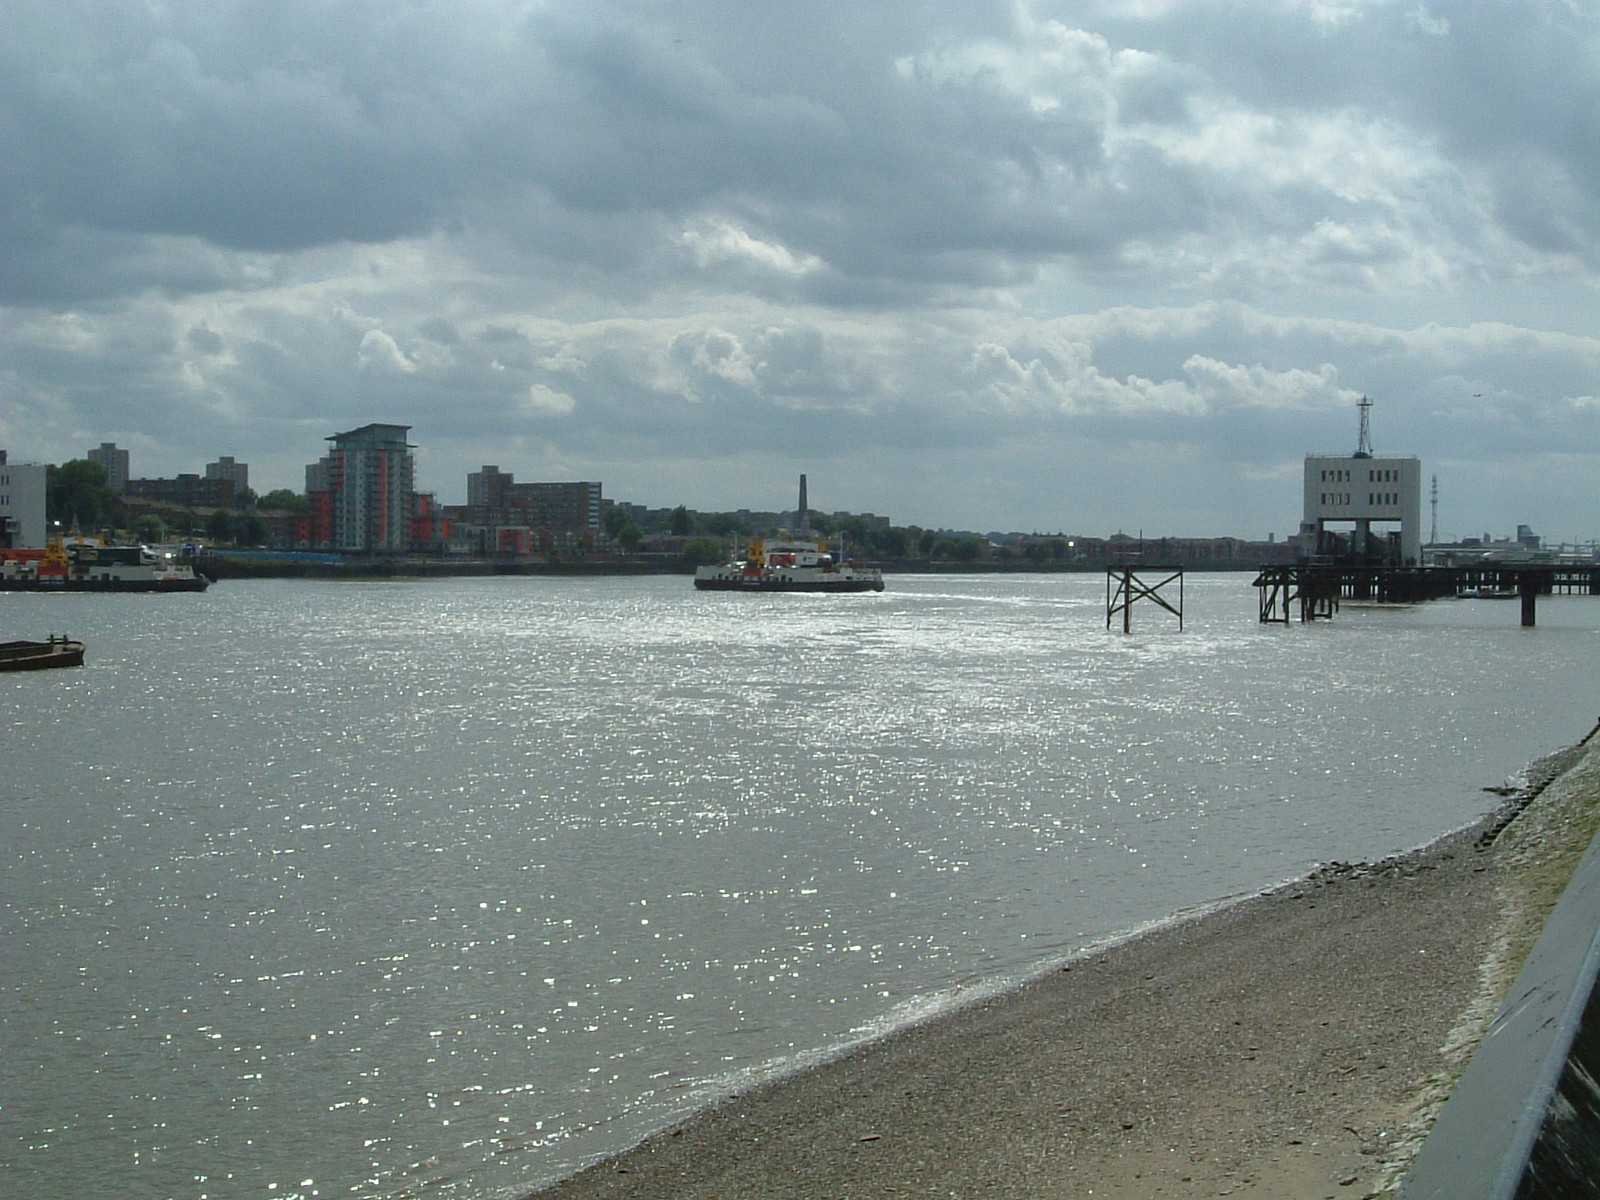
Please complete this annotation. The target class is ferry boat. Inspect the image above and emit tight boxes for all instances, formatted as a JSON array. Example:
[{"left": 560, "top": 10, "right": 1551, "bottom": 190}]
[
  {"left": 693, "top": 476, "right": 885, "bottom": 594},
  {"left": 0, "top": 537, "right": 210, "bottom": 592},
  {"left": 694, "top": 533, "right": 885, "bottom": 593}
]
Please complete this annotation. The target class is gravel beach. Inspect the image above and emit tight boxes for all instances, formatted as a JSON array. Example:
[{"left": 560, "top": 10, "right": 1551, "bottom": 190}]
[{"left": 530, "top": 733, "right": 1600, "bottom": 1200}]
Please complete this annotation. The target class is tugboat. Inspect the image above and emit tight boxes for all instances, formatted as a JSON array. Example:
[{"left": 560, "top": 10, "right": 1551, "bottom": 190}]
[
  {"left": 0, "top": 536, "right": 210, "bottom": 592},
  {"left": 693, "top": 475, "right": 885, "bottom": 593}
]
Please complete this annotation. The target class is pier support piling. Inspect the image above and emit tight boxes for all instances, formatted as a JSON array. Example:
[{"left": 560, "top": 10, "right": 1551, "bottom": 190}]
[
  {"left": 1253, "top": 564, "right": 1597, "bottom": 625},
  {"left": 1107, "top": 566, "right": 1184, "bottom": 632}
]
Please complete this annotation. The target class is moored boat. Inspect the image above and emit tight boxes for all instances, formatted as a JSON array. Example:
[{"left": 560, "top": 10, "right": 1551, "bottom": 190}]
[
  {"left": 694, "top": 475, "right": 885, "bottom": 593},
  {"left": 694, "top": 534, "right": 885, "bottom": 593},
  {"left": 0, "top": 635, "right": 86, "bottom": 671},
  {"left": 0, "top": 537, "right": 209, "bottom": 592}
]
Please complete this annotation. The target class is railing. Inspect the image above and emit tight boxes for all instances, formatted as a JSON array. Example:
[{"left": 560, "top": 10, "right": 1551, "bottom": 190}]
[{"left": 1399, "top": 807, "right": 1600, "bottom": 1198}]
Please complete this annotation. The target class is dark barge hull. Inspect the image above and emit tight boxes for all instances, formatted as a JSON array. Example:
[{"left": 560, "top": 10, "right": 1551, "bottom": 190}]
[{"left": 0, "top": 639, "right": 86, "bottom": 671}]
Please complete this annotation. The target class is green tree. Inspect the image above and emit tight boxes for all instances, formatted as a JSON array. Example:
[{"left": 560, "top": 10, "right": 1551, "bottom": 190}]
[
  {"left": 235, "top": 512, "right": 266, "bottom": 547},
  {"left": 259, "top": 488, "right": 307, "bottom": 513},
  {"left": 870, "top": 526, "right": 909, "bottom": 558},
  {"left": 205, "top": 508, "right": 236, "bottom": 544},
  {"left": 46, "top": 459, "right": 118, "bottom": 531},
  {"left": 616, "top": 522, "right": 642, "bottom": 552},
  {"left": 832, "top": 515, "right": 867, "bottom": 541},
  {"left": 683, "top": 536, "right": 724, "bottom": 565},
  {"left": 951, "top": 537, "right": 985, "bottom": 562},
  {"left": 670, "top": 505, "right": 693, "bottom": 536},
  {"left": 133, "top": 514, "right": 167, "bottom": 544}
]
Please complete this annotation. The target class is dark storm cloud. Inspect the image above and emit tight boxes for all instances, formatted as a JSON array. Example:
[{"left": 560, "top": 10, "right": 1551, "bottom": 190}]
[
  {"left": 19, "top": 0, "right": 1580, "bottom": 303},
  {"left": 0, "top": 2, "right": 472, "bottom": 251}
]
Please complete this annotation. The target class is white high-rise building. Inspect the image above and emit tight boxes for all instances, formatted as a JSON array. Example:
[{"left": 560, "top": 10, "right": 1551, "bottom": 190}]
[
  {"left": 321, "top": 424, "right": 414, "bottom": 554},
  {"left": 0, "top": 451, "right": 49, "bottom": 548}
]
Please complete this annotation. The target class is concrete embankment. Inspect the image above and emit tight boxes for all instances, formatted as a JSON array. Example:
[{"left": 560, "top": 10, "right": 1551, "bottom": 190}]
[{"left": 1400, "top": 727, "right": 1600, "bottom": 1198}]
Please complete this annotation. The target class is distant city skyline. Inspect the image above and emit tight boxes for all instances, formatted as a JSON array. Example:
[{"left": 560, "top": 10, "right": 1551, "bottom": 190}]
[
  {"left": 8, "top": 428, "right": 1580, "bottom": 548},
  {"left": 3, "top": 4, "right": 1597, "bottom": 542}
]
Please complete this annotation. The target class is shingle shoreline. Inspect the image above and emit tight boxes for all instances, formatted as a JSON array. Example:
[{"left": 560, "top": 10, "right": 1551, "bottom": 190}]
[{"left": 529, "top": 731, "right": 1600, "bottom": 1200}]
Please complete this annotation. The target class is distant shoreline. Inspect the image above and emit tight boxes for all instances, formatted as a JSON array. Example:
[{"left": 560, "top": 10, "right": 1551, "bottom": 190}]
[{"left": 196, "top": 553, "right": 1266, "bottom": 581}]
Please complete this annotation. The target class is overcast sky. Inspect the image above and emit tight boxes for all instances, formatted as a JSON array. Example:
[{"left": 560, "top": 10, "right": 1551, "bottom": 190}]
[{"left": 3, "top": 1, "right": 1597, "bottom": 540}]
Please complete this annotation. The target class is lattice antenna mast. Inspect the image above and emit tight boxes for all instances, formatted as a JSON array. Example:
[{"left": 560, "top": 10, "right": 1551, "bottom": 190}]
[
  {"left": 1430, "top": 475, "right": 1439, "bottom": 545},
  {"left": 1355, "top": 395, "right": 1373, "bottom": 458}
]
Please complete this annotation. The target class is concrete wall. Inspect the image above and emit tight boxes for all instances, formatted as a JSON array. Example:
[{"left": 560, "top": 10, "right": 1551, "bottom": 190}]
[
  {"left": 0, "top": 458, "right": 48, "bottom": 548},
  {"left": 1303, "top": 454, "right": 1422, "bottom": 563}
]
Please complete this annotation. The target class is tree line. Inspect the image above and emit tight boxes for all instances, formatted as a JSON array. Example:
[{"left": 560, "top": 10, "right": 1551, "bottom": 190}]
[{"left": 617, "top": 503, "right": 988, "bottom": 565}]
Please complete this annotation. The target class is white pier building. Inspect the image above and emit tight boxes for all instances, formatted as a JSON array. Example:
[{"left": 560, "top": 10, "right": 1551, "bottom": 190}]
[{"left": 1297, "top": 397, "right": 1423, "bottom": 565}]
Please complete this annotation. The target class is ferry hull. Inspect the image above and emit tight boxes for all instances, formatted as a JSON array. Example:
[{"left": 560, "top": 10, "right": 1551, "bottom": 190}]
[
  {"left": 694, "top": 573, "right": 884, "bottom": 593},
  {"left": 0, "top": 576, "right": 209, "bottom": 593},
  {"left": 1, "top": 538, "right": 210, "bottom": 592}
]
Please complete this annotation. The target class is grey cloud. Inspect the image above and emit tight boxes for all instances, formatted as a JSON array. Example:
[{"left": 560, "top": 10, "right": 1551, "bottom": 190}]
[
  {"left": 186, "top": 325, "right": 225, "bottom": 355},
  {"left": 3, "top": 1, "right": 1599, "bottom": 538},
  {"left": 2, "top": 7, "right": 466, "bottom": 252},
  {"left": 417, "top": 318, "right": 461, "bottom": 345},
  {"left": 7, "top": 0, "right": 1595, "bottom": 307}
]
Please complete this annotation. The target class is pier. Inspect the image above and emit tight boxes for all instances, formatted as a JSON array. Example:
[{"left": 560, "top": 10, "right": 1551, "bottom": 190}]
[{"left": 1253, "top": 564, "right": 1600, "bottom": 626}]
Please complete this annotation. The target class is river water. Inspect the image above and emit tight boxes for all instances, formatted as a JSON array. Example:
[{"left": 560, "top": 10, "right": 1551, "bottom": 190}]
[{"left": 3, "top": 573, "right": 1597, "bottom": 1200}]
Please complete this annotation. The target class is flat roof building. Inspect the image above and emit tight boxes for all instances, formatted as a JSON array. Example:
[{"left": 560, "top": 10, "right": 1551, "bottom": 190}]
[
  {"left": 87, "top": 442, "right": 130, "bottom": 493},
  {"left": 1298, "top": 398, "right": 1422, "bottom": 565},
  {"left": 467, "top": 467, "right": 602, "bottom": 533},
  {"left": 0, "top": 451, "right": 48, "bottom": 548},
  {"left": 126, "top": 474, "right": 238, "bottom": 509},
  {"left": 313, "top": 424, "right": 415, "bottom": 554},
  {"left": 206, "top": 456, "right": 249, "bottom": 493}
]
